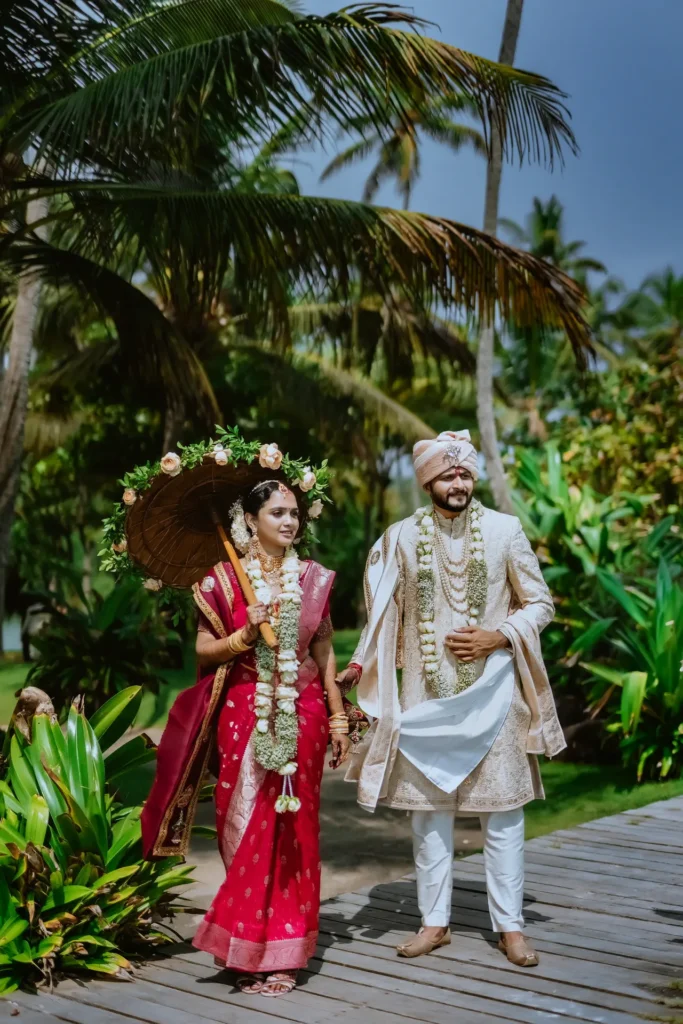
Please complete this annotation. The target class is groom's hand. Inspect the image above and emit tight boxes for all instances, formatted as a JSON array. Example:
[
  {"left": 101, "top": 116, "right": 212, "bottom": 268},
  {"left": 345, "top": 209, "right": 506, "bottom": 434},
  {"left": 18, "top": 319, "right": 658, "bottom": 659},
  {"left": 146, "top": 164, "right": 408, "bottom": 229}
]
[
  {"left": 445, "top": 627, "right": 509, "bottom": 662},
  {"left": 336, "top": 665, "right": 361, "bottom": 694}
]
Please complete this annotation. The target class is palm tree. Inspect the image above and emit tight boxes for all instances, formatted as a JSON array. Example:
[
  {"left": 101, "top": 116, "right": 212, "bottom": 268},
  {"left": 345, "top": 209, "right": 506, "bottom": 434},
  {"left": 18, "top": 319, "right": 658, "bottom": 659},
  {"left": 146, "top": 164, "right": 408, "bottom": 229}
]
[
  {"left": 500, "top": 196, "right": 607, "bottom": 282},
  {"left": 498, "top": 194, "right": 608, "bottom": 430},
  {"left": 477, "top": 0, "right": 526, "bottom": 515},
  {"left": 0, "top": 0, "right": 589, "bottom": 643},
  {"left": 616, "top": 268, "right": 683, "bottom": 356},
  {"left": 321, "top": 93, "right": 487, "bottom": 209}
]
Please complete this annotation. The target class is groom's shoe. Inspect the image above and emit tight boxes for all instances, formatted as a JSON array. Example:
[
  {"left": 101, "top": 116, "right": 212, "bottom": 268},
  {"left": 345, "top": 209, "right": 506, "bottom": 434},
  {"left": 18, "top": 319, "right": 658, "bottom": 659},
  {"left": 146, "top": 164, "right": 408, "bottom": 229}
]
[
  {"left": 396, "top": 927, "right": 451, "bottom": 958},
  {"left": 498, "top": 931, "right": 539, "bottom": 967}
]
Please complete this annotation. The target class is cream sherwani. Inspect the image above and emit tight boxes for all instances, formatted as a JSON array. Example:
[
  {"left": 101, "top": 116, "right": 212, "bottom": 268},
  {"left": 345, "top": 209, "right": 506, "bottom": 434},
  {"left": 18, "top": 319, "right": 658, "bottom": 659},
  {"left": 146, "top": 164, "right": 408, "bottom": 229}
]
[
  {"left": 346, "top": 504, "right": 566, "bottom": 932},
  {"left": 346, "top": 505, "right": 565, "bottom": 812}
]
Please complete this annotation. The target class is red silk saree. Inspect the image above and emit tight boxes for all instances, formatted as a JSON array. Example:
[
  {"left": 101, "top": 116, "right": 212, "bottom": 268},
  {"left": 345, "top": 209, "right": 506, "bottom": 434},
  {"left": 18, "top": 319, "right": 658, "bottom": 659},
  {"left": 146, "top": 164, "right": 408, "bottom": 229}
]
[{"left": 141, "top": 559, "right": 335, "bottom": 972}]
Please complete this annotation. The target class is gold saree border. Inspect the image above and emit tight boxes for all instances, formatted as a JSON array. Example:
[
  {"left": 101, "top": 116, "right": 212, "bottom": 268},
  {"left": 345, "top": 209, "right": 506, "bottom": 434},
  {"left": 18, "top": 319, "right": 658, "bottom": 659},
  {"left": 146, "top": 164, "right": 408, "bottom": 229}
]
[
  {"left": 192, "top": 582, "right": 228, "bottom": 639},
  {"left": 152, "top": 661, "right": 230, "bottom": 858}
]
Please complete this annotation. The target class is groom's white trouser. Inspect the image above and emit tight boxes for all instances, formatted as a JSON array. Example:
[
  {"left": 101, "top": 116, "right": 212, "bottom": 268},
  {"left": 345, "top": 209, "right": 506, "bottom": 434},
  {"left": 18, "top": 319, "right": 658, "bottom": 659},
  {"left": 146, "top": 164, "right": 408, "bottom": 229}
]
[{"left": 412, "top": 809, "right": 525, "bottom": 932}]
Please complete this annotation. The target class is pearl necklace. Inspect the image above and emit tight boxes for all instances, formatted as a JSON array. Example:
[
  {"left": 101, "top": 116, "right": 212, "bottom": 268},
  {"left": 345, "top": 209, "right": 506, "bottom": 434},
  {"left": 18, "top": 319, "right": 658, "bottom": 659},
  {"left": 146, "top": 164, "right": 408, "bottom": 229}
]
[{"left": 415, "top": 501, "right": 488, "bottom": 697}]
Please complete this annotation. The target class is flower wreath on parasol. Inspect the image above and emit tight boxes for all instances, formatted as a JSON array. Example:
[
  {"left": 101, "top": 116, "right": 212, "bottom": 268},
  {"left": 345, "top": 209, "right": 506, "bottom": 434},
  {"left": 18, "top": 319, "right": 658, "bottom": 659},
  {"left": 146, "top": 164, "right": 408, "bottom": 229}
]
[{"left": 100, "top": 425, "right": 330, "bottom": 645}]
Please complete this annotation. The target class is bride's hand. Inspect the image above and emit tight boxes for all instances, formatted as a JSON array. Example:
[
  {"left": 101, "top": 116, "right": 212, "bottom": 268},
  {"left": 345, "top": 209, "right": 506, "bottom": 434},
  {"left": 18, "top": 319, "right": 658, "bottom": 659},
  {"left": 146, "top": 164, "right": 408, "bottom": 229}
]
[
  {"left": 330, "top": 734, "right": 351, "bottom": 769},
  {"left": 244, "top": 602, "right": 269, "bottom": 643}
]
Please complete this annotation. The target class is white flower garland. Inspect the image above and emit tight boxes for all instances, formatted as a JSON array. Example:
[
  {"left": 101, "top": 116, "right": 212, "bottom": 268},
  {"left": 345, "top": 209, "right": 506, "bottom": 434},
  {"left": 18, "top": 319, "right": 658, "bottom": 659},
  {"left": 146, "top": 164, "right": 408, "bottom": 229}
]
[
  {"left": 416, "top": 501, "right": 487, "bottom": 698},
  {"left": 245, "top": 547, "right": 303, "bottom": 812}
]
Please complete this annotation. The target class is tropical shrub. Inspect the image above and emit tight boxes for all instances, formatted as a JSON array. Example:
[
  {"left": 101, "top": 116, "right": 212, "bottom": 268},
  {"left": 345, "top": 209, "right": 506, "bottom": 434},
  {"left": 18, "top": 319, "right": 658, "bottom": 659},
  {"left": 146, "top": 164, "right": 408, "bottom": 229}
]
[
  {"left": 26, "top": 580, "right": 181, "bottom": 714},
  {"left": 581, "top": 562, "right": 683, "bottom": 781},
  {"left": 0, "top": 686, "right": 193, "bottom": 994}
]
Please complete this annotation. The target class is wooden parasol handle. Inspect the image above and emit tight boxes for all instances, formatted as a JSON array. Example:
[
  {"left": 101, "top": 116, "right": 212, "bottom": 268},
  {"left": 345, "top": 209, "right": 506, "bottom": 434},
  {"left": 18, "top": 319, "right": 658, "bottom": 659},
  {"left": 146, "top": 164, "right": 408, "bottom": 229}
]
[{"left": 212, "top": 519, "right": 278, "bottom": 650}]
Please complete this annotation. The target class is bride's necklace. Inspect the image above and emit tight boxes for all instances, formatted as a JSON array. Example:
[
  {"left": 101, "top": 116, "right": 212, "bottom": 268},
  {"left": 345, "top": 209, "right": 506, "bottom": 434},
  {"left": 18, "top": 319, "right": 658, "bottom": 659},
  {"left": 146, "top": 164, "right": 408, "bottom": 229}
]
[{"left": 245, "top": 542, "right": 303, "bottom": 813}]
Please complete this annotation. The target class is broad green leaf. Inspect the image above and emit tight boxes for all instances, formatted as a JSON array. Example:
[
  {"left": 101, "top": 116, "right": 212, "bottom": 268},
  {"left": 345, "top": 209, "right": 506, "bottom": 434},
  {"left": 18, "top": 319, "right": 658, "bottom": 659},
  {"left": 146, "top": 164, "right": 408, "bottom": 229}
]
[
  {"left": 191, "top": 825, "right": 217, "bottom": 839},
  {"left": 620, "top": 671, "right": 647, "bottom": 733},
  {"left": 0, "top": 782, "right": 25, "bottom": 817},
  {"left": 25, "top": 796, "right": 49, "bottom": 847},
  {"left": 567, "top": 618, "right": 615, "bottom": 657},
  {"left": 580, "top": 661, "right": 626, "bottom": 686},
  {"left": 90, "top": 687, "right": 143, "bottom": 752},
  {"left": 0, "top": 918, "right": 29, "bottom": 946},
  {"left": 105, "top": 734, "right": 156, "bottom": 782},
  {"left": 8, "top": 736, "right": 37, "bottom": 815},
  {"left": 32, "top": 713, "right": 67, "bottom": 779},
  {"left": 93, "top": 864, "right": 140, "bottom": 890},
  {"left": 596, "top": 569, "right": 649, "bottom": 627},
  {"left": 42, "top": 884, "right": 93, "bottom": 911},
  {"left": 66, "top": 702, "right": 90, "bottom": 814}
]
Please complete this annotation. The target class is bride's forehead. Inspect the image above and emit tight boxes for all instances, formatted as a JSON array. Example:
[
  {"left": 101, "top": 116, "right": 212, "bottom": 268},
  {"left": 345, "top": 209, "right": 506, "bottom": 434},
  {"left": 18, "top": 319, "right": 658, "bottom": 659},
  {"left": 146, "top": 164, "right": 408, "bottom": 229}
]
[{"left": 262, "top": 488, "right": 298, "bottom": 509}]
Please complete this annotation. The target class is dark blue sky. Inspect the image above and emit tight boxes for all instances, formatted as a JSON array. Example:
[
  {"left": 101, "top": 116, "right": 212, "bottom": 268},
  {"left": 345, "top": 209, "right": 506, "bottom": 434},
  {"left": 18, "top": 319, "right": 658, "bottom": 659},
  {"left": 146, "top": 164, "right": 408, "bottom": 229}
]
[{"left": 296, "top": 0, "right": 682, "bottom": 289}]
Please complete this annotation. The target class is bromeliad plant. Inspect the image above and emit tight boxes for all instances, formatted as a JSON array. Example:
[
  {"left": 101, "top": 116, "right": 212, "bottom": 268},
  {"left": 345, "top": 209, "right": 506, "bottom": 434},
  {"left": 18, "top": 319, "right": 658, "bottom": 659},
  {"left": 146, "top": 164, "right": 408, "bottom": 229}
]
[
  {"left": 0, "top": 686, "right": 193, "bottom": 994},
  {"left": 581, "top": 561, "right": 683, "bottom": 781}
]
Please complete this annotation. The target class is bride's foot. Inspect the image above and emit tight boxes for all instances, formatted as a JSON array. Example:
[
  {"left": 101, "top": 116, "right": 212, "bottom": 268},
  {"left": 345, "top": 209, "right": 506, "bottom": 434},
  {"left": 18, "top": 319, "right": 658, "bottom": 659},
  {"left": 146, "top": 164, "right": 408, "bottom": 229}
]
[
  {"left": 235, "top": 973, "right": 266, "bottom": 993},
  {"left": 260, "top": 970, "right": 297, "bottom": 997}
]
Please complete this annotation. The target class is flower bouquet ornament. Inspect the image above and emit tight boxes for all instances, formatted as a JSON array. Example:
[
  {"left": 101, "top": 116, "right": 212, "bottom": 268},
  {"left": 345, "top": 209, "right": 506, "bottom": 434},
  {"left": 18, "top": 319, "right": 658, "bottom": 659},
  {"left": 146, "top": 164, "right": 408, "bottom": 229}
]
[{"left": 100, "top": 425, "right": 331, "bottom": 644}]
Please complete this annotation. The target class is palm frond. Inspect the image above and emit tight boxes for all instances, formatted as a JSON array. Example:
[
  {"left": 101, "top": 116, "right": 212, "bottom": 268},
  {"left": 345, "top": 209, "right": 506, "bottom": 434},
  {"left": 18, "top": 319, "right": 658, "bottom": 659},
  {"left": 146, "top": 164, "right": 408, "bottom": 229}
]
[
  {"left": 2, "top": 237, "right": 220, "bottom": 420},
  {"left": 320, "top": 138, "right": 379, "bottom": 182},
  {"left": 8, "top": 3, "right": 576, "bottom": 173},
  {"left": 6, "top": 185, "right": 592, "bottom": 360},
  {"left": 301, "top": 354, "right": 436, "bottom": 442}
]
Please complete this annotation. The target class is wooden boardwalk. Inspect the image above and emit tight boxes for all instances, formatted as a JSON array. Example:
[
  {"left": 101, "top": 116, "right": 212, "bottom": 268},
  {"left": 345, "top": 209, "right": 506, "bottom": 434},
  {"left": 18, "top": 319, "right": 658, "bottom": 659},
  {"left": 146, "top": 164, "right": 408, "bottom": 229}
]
[{"left": 7, "top": 796, "right": 683, "bottom": 1024}]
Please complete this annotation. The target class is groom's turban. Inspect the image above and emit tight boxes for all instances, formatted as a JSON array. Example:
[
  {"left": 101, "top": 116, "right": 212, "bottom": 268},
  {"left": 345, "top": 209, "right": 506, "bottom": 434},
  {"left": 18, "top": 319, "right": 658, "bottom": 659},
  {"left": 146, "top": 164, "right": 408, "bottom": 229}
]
[{"left": 412, "top": 430, "right": 479, "bottom": 487}]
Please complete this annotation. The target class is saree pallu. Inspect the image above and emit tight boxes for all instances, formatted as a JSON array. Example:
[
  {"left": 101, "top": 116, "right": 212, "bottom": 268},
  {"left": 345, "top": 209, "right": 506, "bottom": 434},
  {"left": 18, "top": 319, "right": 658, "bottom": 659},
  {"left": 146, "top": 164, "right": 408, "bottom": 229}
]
[{"left": 141, "top": 558, "right": 335, "bottom": 972}]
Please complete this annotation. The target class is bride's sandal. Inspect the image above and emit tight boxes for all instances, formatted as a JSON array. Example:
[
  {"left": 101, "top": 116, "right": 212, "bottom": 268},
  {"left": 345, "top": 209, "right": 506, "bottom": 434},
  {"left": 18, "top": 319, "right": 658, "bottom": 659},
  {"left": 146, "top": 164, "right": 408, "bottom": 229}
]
[
  {"left": 498, "top": 933, "right": 539, "bottom": 967},
  {"left": 236, "top": 973, "right": 266, "bottom": 994},
  {"left": 260, "top": 971, "right": 297, "bottom": 997}
]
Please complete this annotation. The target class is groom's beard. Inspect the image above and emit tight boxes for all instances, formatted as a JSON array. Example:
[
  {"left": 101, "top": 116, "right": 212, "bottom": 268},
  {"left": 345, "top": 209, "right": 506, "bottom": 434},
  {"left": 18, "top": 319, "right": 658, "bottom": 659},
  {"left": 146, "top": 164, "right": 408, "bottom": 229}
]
[{"left": 431, "top": 489, "right": 473, "bottom": 514}]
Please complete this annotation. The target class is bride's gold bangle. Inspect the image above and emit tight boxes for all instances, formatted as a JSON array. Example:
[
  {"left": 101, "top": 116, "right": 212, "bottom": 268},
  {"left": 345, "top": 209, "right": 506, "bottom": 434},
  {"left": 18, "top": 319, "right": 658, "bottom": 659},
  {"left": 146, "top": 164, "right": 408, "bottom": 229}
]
[{"left": 225, "top": 628, "right": 253, "bottom": 656}]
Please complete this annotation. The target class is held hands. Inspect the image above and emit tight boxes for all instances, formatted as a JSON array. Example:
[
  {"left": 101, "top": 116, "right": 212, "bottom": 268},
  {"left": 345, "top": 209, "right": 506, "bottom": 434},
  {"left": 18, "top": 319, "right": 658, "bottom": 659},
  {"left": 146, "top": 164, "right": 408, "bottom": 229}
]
[
  {"left": 335, "top": 665, "right": 361, "bottom": 694},
  {"left": 330, "top": 734, "right": 351, "bottom": 769},
  {"left": 243, "top": 602, "right": 269, "bottom": 644},
  {"left": 445, "top": 627, "right": 509, "bottom": 663}
]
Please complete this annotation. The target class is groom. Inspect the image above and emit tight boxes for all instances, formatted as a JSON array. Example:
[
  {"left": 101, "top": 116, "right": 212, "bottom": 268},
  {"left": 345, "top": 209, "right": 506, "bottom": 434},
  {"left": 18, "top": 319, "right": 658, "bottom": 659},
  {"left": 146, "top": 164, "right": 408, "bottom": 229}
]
[{"left": 339, "top": 430, "right": 565, "bottom": 967}]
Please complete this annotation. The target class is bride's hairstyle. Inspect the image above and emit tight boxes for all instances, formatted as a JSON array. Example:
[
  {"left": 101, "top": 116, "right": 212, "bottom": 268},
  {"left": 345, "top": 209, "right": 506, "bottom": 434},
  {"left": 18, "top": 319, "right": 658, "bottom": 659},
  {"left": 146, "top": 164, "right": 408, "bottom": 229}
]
[{"left": 243, "top": 480, "right": 288, "bottom": 518}]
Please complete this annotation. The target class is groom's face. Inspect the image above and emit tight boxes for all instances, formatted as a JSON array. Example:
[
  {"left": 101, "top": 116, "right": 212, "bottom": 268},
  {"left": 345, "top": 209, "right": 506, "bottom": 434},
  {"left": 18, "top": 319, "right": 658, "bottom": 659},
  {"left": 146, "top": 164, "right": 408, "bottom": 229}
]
[{"left": 427, "top": 466, "right": 475, "bottom": 513}]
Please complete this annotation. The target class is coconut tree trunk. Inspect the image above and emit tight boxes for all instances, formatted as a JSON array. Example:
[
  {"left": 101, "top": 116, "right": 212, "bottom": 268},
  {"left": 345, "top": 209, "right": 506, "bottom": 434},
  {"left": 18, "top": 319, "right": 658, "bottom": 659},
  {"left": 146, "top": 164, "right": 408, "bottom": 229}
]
[
  {"left": 476, "top": 0, "right": 524, "bottom": 514},
  {"left": 0, "top": 188, "right": 49, "bottom": 652}
]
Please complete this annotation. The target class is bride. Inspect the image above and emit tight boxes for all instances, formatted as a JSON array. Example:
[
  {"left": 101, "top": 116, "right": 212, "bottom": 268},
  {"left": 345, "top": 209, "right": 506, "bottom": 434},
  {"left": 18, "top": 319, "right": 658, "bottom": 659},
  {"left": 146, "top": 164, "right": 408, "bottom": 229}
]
[{"left": 142, "top": 477, "right": 350, "bottom": 997}]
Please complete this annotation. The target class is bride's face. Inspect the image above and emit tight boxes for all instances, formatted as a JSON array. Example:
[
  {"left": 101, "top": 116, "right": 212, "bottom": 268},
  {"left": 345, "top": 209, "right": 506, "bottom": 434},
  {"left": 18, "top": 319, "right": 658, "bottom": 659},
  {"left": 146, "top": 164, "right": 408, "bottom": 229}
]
[{"left": 247, "top": 488, "right": 300, "bottom": 552}]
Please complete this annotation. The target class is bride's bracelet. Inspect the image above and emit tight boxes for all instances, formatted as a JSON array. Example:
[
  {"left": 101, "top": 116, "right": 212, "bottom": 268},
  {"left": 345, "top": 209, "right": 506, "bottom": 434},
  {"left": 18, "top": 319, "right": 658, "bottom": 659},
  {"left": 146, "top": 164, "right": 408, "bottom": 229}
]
[
  {"left": 328, "top": 712, "right": 349, "bottom": 735},
  {"left": 225, "top": 628, "right": 254, "bottom": 656}
]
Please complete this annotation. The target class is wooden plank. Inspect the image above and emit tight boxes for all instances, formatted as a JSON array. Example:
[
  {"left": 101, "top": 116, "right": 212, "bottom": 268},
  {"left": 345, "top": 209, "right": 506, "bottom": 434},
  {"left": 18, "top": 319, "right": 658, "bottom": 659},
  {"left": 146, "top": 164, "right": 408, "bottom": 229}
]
[
  {"left": 135, "top": 961, "right": 358, "bottom": 1024},
  {"left": 529, "top": 834, "right": 683, "bottom": 867},
  {"left": 312, "top": 921, "right": 662, "bottom": 1018},
  {"left": 315, "top": 910, "right": 668, "bottom": 1003},
  {"left": 338, "top": 880, "right": 682, "bottom": 944},
  {"left": 0, "top": 1001, "right": 64, "bottom": 1024},
  {"left": 309, "top": 939, "right": 649, "bottom": 1024},
  {"left": 50, "top": 977, "right": 296, "bottom": 1024},
  {"left": 6, "top": 987, "right": 146, "bottom": 1024},
  {"left": 320, "top": 898, "right": 683, "bottom": 974}
]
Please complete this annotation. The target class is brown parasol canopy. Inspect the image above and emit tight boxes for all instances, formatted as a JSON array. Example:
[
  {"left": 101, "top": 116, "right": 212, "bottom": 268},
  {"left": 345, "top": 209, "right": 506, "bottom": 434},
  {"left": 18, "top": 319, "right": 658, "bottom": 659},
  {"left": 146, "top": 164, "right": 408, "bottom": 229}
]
[{"left": 125, "top": 457, "right": 307, "bottom": 590}]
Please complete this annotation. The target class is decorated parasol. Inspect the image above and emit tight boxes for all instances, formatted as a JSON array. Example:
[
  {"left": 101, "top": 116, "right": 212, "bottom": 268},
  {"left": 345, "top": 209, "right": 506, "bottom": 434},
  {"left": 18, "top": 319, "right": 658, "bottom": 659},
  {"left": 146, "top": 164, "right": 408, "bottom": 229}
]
[{"left": 100, "top": 426, "right": 329, "bottom": 649}]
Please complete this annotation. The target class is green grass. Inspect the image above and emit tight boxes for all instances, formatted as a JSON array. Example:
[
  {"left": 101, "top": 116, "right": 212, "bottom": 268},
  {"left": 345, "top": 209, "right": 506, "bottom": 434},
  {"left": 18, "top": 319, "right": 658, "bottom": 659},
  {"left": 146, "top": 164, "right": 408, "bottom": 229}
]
[{"left": 525, "top": 760, "right": 683, "bottom": 839}]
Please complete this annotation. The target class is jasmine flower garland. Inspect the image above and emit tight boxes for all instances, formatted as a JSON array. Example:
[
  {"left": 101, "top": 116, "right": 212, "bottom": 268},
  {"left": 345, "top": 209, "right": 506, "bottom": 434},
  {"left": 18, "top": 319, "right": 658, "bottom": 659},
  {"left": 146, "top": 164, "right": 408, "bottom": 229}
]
[
  {"left": 246, "top": 548, "right": 303, "bottom": 812},
  {"left": 416, "top": 501, "right": 488, "bottom": 698}
]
